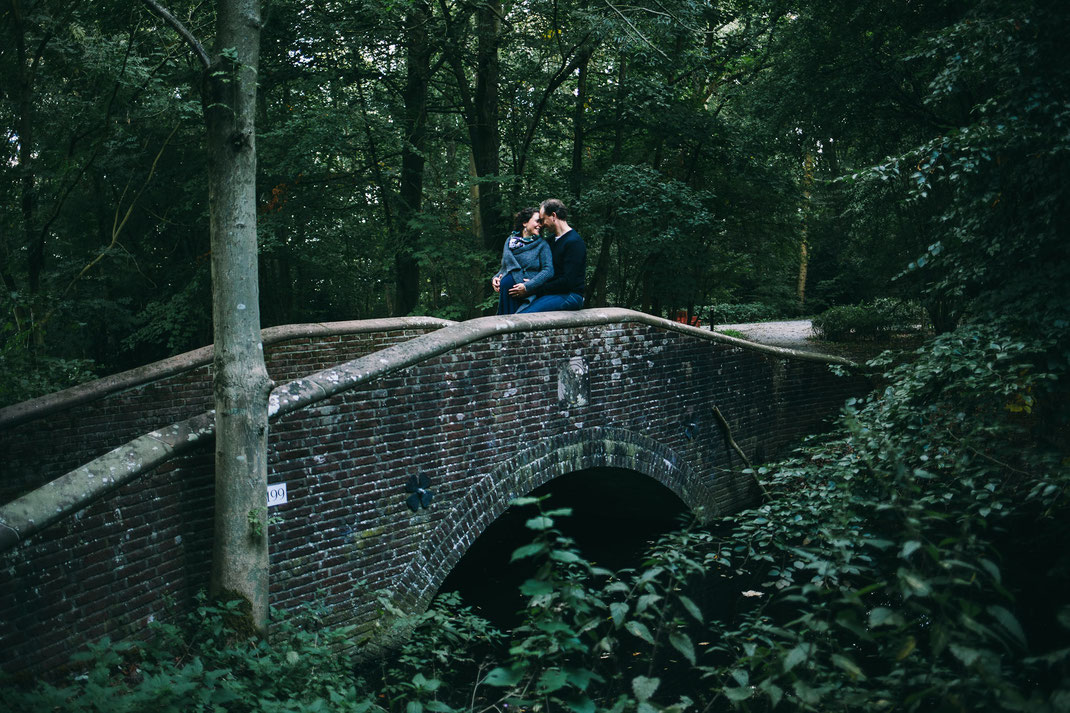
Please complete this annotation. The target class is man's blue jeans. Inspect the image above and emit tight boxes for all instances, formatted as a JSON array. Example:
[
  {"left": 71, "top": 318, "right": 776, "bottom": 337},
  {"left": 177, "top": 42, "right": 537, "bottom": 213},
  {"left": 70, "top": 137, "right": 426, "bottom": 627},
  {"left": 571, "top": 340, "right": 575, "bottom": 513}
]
[{"left": 517, "top": 292, "right": 584, "bottom": 313}]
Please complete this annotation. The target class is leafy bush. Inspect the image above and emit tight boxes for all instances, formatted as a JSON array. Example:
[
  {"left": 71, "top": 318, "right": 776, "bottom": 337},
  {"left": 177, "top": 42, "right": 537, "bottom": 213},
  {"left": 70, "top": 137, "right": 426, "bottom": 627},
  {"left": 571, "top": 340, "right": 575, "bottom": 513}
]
[
  {"left": 5, "top": 320, "right": 1067, "bottom": 713},
  {"left": 705, "top": 302, "right": 786, "bottom": 325},
  {"left": 358, "top": 590, "right": 504, "bottom": 712},
  {"left": 0, "top": 322, "right": 98, "bottom": 408},
  {"left": 1, "top": 594, "right": 372, "bottom": 712},
  {"left": 697, "top": 318, "right": 1070, "bottom": 710},
  {"left": 811, "top": 298, "right": 928, "bottom": 341}
]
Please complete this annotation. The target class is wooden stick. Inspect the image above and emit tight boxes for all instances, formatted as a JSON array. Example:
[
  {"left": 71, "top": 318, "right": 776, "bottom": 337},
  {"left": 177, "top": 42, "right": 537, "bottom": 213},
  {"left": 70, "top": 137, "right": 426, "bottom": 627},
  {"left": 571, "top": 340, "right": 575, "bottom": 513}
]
[{"left": 713, "top": 406, "right": 771, "bottom": 501}]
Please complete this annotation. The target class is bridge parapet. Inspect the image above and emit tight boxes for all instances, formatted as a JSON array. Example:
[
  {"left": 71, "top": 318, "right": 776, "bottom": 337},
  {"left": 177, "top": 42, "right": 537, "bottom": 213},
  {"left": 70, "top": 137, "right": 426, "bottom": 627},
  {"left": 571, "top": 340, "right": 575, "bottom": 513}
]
[
  {"left": 0, "top": 318, "right": 453, "bottom": 503},
  {"left": 0, "top": 310, "right": 868, "bottom": 678}
]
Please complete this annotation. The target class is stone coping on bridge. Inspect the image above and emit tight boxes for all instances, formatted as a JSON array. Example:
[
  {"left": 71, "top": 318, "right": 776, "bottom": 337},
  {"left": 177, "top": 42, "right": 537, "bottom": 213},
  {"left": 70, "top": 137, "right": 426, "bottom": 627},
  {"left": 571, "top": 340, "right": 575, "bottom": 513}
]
[
  {"left": 268, "top": 308, "right": 858, "bottom": 420},
  {"left": 0, "top": 308, "right": 859, "bottom": 554},
  {"left": 0, "top": 316, "right": 456, "bottom": 431}
]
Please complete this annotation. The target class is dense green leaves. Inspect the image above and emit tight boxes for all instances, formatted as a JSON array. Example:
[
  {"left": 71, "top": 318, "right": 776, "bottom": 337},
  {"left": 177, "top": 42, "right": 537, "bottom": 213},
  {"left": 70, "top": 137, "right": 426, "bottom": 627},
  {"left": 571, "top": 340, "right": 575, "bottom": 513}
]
[
  {"left": 1, "top": 594, "right": 371, "bottom": 711},
  {"left": 7, "top": 323, "right": 1070, "bottom": 708},
  {"left": 2, "top": 0, "right": 1069, "bottom": 708},
  {"left": 4, "top": 0, "right": 1069, "bottom": 407},
  {"left": 0, "top": 0, "right": 811, "bottom": 404}
]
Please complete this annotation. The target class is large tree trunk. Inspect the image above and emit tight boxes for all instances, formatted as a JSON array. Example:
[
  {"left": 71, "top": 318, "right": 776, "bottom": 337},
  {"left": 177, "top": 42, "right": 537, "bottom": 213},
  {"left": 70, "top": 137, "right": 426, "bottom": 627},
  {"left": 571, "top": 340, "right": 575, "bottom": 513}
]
[
  {"left": 442, "top": 1, "right": 503, "bottom": 250},
  {"left": 202, "top": 0, "right": 272, "bottom": 633},
  {"left": 395, "top": 0, "right": 432, "bottom": 316},
  {"left": 474, "top": 1, "right": 502, "bottom": 251}
]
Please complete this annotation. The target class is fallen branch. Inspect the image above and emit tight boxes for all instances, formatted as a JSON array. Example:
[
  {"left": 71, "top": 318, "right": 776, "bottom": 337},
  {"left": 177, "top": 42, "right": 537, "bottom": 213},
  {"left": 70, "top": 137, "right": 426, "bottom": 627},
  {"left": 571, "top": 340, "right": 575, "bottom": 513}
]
[{"left": 713, "top": 405, "right": 770, "bottom": 501}]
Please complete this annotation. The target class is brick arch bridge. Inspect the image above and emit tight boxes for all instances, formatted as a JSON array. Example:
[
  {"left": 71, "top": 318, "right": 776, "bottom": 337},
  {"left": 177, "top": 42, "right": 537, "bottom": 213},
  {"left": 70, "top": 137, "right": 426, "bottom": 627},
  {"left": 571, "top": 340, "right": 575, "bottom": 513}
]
[
  {"left": 401, "top": 427, "right": 715, "bottom": 614},
  {"left": 0, "top": 309, "right": 868, "bottom": 677}
]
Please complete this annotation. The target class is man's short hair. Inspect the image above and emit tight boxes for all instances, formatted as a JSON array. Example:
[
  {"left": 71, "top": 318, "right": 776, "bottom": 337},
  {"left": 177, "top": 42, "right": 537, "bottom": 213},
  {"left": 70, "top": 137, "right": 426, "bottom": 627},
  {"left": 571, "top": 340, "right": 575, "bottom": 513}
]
[{"left": 540, "top": 198, "right": 568, "bottom": 222}]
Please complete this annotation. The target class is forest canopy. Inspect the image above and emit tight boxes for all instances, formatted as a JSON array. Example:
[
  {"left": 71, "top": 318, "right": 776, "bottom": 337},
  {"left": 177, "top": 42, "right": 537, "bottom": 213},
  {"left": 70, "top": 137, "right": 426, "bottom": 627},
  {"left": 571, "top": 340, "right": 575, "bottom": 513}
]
[{"left": 1, "top": 0, "right": 1068, "bottom": 402}]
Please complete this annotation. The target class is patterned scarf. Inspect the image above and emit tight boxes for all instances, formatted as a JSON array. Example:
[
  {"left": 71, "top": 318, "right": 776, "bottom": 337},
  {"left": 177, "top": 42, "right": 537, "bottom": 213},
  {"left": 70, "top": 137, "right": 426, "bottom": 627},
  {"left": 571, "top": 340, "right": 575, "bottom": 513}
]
[{"left": 507, "top": 231, "right": 539, "bottom": 250}]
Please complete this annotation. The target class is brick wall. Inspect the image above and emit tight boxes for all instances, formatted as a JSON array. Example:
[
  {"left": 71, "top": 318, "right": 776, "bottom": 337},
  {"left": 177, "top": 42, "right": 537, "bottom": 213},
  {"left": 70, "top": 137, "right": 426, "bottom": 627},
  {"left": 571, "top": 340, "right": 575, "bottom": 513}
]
[
  {"left": 0, "top": 321, "right": 868, "bottom": 678},
  {"left": 0, "top": 329, "right": 435, "bottom": 503}
]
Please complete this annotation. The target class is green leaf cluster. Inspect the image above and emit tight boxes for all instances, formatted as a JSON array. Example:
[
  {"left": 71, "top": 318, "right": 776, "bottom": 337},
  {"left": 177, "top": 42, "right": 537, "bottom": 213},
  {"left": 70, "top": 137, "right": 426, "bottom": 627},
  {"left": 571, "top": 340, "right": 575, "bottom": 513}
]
[
  {"left": 811, "top": 299, "right": 929, "bottom": 342},
  {"left": 1, "top": 592, "right": 370, "bottom": 712},
  {"left": 6, "top": 326, "right": 1070, "bottom": 710}
]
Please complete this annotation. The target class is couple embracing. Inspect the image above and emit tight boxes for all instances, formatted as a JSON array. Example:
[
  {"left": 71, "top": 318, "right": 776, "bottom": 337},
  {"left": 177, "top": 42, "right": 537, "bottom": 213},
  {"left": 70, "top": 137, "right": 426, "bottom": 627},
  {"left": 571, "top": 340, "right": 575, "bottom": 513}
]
[{"left": 492, "top": 198, "right": 586, "bottom": 315}]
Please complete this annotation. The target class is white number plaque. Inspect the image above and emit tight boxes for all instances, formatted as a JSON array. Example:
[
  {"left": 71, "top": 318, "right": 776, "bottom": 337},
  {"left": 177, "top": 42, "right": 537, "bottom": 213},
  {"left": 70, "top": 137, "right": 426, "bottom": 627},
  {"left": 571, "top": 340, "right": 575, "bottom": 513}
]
[{"left": 267, "top": 482, "right": 288, "bottom": 508}]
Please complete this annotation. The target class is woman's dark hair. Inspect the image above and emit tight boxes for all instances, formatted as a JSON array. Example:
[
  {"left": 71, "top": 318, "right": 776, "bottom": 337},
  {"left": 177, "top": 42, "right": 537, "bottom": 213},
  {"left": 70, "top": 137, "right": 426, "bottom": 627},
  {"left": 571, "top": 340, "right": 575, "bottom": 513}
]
[{"left": 513, "top": 207, "right": 539, "bottom": 232}]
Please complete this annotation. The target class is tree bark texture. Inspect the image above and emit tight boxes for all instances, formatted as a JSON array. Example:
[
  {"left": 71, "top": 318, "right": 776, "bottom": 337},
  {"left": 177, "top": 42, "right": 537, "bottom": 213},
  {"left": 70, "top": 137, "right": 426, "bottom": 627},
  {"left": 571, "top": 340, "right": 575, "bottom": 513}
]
[
  {"left": 202, "top": 0, "right": 272, "bottom": 632},
  {"left": 569, "top": 54, "right": 589, "bottom": 199},
  {"left": 474, "top": 1, "right": 503, "bottom": 251},
  {"left": 395, "top": 0, "right": 432, "bottom": 316}
]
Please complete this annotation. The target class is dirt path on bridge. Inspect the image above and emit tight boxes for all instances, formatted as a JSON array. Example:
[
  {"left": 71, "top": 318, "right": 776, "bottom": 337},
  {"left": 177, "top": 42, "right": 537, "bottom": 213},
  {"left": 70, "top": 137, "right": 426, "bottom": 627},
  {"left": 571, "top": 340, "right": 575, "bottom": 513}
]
[
  {"left": 714, "top": 319, "right": 818, "bottom": 351},
  {"left": 711, "top": 319, "right": 891, "bottom": 362}
]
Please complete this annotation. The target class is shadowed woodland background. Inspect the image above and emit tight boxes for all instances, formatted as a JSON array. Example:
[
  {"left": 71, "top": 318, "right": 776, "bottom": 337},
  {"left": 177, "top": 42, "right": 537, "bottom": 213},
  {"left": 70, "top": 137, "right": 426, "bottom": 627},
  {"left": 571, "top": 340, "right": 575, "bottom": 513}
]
[{"left": 4, "top": 0, "right": 1066, "bottom": 404}]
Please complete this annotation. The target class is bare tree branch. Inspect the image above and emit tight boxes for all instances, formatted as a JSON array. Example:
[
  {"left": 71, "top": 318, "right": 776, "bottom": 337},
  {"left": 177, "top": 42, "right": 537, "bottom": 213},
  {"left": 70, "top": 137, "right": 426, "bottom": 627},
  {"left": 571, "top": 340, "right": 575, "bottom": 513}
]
[
  {"left": 36, "top": 124, "right": 181, "bottom": 333},
  {"left": 713, "top": 406, "right": 771, "bottom": 501},
  {"left": 140, "top": 0, "right": 210, "bottom": 68},
  {"left": 602, "top": 0, "right": 669, "bottom": 60},
  {"left": 515, "top": 33, "right": 598, "bottom": 181}
]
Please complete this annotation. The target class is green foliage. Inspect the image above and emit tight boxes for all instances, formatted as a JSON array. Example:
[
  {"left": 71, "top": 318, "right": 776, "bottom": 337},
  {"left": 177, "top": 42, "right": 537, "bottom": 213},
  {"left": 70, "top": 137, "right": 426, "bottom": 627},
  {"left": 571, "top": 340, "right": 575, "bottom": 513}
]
[
  {"left": 1, "top": 593, "right": 371, "bottom": 712},
  {"left": 705, "top": 302, "right": 793, "bottom": 325},
  {"left": 0, "top": 321, "right": 98, "bottom": 407},
  {"left": 579, "top": 164, "right": 721, "bottom": 314},
  {"left": 358, "top": 590, "right": 504, "bottom": 713},
  {"left": 6, "top": 320, "right": 1069, "bottom": 708},
  {"left": 826, "top": 0, "right": 1070, "bottom": 331},
  {"left": 246, "top": 507, "right": 282, "bottom": 539},
  {"left": 474, "top": 496, "right": 705, "bottom": 713},
  {"left": 3, "top": 0, "right": 1069, "bottom": 708},
  {"left": 694, "top": 317, "right": 1069, "bottom": 711},
  {"left": 121, "top": 270, "right": 212, "bottom": 357},
  {"left": 811, "top": 299, "right": 929, "bottom": 342},
  {"left": 1, "top": 1, "right": 209, "bottom": 379},
  {"left": 411, "top": 211, "right": 495, "bottom": 321},
  {"left": 3, "top": 0, "right": 1063, "bottom": 395}
]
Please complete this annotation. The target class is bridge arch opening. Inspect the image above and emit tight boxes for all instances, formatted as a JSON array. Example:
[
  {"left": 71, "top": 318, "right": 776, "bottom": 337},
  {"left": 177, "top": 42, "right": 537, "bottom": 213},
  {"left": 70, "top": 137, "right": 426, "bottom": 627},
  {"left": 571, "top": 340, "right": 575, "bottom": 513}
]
[
  {"left": 438, "top": 467, "right": 688, "bottom": 627},
  {"left": 393, "top": 427, "right": 730, "bottom": 630}
]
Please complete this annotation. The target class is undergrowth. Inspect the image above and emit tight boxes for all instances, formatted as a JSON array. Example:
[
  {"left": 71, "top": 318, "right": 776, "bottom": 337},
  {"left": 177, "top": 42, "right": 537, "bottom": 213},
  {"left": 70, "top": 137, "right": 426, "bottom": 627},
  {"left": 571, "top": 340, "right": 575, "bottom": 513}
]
[
  {"left": 3, "top": 317, "right": 1069, "bottom": 711},
  {"left": 811, "top": 299, "right": 929, "bottom": 342}
]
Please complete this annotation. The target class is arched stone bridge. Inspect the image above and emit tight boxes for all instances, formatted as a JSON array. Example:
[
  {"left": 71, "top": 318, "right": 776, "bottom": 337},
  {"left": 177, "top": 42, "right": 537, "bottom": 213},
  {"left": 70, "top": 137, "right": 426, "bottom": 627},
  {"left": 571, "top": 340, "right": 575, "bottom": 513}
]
[{"left": 0, "top": 309, "right": 868, "bottom": 677}]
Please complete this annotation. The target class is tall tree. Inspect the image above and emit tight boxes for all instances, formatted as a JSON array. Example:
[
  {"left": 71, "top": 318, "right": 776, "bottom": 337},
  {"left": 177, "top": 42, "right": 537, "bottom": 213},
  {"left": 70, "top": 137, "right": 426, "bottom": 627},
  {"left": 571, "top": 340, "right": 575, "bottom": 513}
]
[
  {"left": 395, "top": 0, "right": 433, "bottom": 316},
  {"left": 473, "top": 0, "right": 502, "bottom": 251},
  {"left": 140, "top": 0, "right": 271, "bottom": 631},
  {"left": 442, "top": 0, "right": 505, "bottom": 250}
]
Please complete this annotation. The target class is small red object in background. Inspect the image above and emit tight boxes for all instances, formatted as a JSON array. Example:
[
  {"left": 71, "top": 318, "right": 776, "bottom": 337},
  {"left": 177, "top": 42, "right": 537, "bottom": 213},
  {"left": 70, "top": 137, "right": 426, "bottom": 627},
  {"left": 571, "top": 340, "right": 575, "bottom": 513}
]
[{"left": 674, "top": 311, "right": 701, "bottom": 328}]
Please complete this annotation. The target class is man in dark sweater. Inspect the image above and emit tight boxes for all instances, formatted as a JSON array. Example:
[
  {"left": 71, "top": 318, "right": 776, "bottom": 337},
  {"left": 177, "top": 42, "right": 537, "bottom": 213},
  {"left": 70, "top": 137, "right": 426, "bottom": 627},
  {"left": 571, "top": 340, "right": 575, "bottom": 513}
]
[{"left": 513, "top": 198, "right": 586, "bottom": 312}]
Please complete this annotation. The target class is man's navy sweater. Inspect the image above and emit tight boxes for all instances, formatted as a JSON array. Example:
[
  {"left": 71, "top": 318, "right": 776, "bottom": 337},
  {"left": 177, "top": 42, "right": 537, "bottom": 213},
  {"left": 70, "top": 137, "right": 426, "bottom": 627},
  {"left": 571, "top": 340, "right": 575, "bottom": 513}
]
[{"left": 538, "top": 229, "right": 586, "bottom": 296}]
